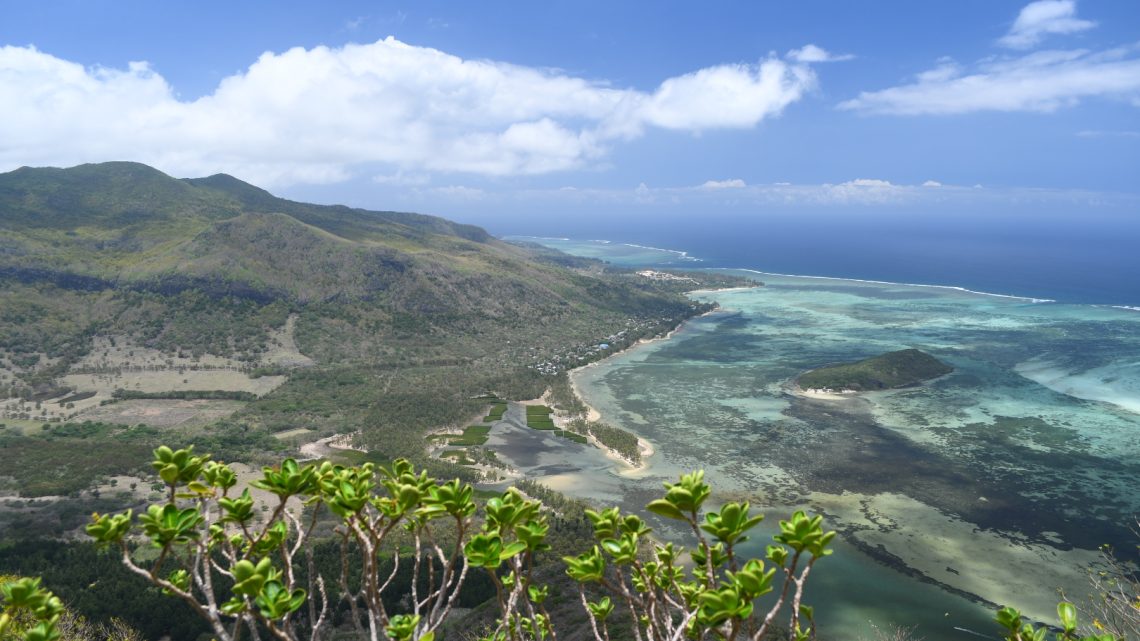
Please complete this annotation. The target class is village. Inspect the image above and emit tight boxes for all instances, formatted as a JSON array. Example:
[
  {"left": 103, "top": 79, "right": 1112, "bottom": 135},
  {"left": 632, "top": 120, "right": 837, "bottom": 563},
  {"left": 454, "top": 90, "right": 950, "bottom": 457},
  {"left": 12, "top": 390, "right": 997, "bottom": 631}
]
[{"left": 527, "top": 315, "right": 680, "bottom": 375}]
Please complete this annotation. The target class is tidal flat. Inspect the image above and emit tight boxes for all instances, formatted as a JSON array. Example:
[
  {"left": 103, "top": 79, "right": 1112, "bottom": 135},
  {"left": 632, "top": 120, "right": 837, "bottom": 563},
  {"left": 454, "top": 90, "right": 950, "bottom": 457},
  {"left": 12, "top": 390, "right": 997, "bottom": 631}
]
[{"left": 491, "top": 247, "right": 1140, "bottom": 640}]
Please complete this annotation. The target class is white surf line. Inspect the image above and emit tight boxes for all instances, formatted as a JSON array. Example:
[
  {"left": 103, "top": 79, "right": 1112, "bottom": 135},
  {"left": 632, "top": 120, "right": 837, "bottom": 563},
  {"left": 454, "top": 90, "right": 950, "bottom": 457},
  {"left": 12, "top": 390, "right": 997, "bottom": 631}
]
[
  {"left": 719, "top": 268, "right": 1056, "bottom": 304},
  {"left": 620, "top": 242, "right": 703, "bottom": 261},
  {"left": 517, "top": 236, "right": 1067, "bottom": 303},
  {"left": 511, "top": 235, "right": 703, "bottom": 262},
  {"left": 508, "top": 235, "right": 571, "bottom": 241}
]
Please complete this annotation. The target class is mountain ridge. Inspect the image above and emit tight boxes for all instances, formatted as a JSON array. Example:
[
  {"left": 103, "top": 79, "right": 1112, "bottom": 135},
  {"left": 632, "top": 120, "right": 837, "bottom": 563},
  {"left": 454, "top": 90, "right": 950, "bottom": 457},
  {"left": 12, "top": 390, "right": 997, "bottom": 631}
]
[
  {"left": 0, "top": 161, "right": 743, "bottom": 377},
  {"left": 0, "top": 162, "right": 559, "bottom": 304}
]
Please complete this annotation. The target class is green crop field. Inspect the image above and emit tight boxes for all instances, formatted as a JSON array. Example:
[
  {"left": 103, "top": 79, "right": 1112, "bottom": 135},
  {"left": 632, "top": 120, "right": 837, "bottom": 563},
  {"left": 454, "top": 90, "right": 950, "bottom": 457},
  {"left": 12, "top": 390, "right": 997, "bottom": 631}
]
[
  {"left": 485, "top": 403, "right": 508, "bottom": 422},
  {"left": 447, "top": 424, "right": 492, "bottom": 446},
  {"left": 556, "top": 430, "right": 588, "bottom": 444}
]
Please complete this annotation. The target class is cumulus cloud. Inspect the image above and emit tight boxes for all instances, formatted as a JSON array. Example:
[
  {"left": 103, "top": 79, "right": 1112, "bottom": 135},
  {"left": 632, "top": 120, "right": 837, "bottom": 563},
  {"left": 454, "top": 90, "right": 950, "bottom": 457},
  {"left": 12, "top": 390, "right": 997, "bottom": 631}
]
[
  {"left": 621, "top": 61, "right": 816, "bottom": 133},
  {"left": 838, "top": 46, "right": 1140, "bottom": 115},
  {"left": 999, "top": 0, "right": 1095, "bottom": 50},
  {"left": 0, "top": 38, "right": 820, "bottom": 186},
  {"left": 786, "top": 44, "right": 855, "bottom": 63},
  {"left": 840, "top": 178, "right": 893, "bottom": 188},
  {"left": 814, "top": 179, "right": 907, "bottom": 204},
  {"left": 701, "top": 178, "right": 747, "bottom": 189}
]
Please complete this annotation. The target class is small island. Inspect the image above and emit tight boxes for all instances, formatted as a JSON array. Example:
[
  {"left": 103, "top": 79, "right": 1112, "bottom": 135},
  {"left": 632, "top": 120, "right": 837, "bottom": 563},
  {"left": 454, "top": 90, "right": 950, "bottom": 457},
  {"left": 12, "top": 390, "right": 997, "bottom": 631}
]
[{"left": 797, "top": 348, "right": 953, "bottom": 393}]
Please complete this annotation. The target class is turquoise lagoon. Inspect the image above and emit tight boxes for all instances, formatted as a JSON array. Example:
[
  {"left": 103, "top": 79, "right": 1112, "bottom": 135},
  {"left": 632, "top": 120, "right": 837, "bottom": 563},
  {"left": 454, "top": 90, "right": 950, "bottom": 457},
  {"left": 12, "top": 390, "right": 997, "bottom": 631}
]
[{"left": 494, "top": 239, "right": 1140, "bottom": 640}]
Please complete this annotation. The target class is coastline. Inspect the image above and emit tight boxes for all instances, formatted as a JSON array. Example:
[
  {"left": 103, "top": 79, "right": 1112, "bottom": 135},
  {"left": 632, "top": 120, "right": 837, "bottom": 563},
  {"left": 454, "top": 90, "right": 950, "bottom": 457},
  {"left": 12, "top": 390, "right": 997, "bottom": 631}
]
[
  {"left": 715, "top": 267, "right": 1057, "bottom": 304},
  {"left": 566, "top": 373, "right": 654, "bottom": 474},
  {"left": 561, "top": 281, "right": 1091, "bottom": 624},
  {"left": 564, "top": 289, "right": 748, "bottom": 474},
  {"left": 513, "top": 236, "right": 1104, "bottom": 305},
  {"left": 496, "top": 238, "right": 1137, "bottom": 632}
]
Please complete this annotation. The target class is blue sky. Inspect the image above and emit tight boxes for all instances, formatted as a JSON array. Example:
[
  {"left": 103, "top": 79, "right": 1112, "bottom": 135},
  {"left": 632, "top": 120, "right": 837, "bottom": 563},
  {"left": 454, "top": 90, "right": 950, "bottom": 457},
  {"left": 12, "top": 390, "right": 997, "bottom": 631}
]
[{"left": 1, "top": 1, "right": 1138, "bottom": 230}]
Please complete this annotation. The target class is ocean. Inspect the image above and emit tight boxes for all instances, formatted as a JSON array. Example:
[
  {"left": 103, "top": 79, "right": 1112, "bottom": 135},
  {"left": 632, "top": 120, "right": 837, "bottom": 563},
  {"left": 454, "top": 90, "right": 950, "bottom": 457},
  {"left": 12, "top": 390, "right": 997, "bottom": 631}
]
[
  {"left": 491, "top": 209, "right": 1140, "bottom": 307},
  {"left": 483, "top": 232, "right": 1140, "bottom": 641}
]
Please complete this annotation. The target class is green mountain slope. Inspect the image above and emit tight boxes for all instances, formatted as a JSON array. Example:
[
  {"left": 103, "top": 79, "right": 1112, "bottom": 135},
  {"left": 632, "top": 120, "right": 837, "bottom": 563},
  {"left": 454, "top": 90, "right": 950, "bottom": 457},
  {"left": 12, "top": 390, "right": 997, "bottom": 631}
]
[
  {"left": 0, "top": 162, "right": 753, "bottom": 492},
  {"left": 0, "top": 162, "right": 548, "bottom": 303}
]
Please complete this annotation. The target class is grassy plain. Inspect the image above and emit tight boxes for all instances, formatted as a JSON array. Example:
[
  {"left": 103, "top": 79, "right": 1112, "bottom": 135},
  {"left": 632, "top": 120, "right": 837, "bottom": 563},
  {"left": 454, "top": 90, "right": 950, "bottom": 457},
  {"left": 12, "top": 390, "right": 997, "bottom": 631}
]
[{"left": 76, "top": 399, "right": 246, "bottom": 429}]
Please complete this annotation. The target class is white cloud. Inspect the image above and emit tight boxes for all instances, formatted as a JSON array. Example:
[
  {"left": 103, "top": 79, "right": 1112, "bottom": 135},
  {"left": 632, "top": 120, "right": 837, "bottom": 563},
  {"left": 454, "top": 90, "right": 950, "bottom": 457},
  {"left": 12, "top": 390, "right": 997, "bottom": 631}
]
[
  {"left": 523, "top": 178, "right": 1134, "bottom": 210},
  {"left": 634, "top": 182, "right": 654, "bottom": 204},
  {"left": 0, "top": 39, "right": 819, "bottom": 186},
  {"left": 1076, "top": 129, "right": 1140, "bottom": 138},
  {"left": 373, "top": 171, "right": 431, "bottom": 186},
  {"left": 621, "top": 60, "right": 816, "bottom": 133},
  {"left": 701, "top": 178, "right": 747, "bottom": 189},
  {"left": 839, "top": 46, "right": 1140, "bottom": 115},
  {"left": 915, "top": 59, "right": 962, "bottom": 83},
  {"left": 786, "top": 44, "right": 855, "bottom": 63},
  {"left": 815, "top": 179, "right": 907, "bottom": 204},
  {"left": 999, "top": 0, "right": 1095, "bottom": 50},
  {"left": 432, "top": 185, "right": 485, "bottom": 200},
  {"left": 840, "top": 178, "right": 893, "bottom": 188}
]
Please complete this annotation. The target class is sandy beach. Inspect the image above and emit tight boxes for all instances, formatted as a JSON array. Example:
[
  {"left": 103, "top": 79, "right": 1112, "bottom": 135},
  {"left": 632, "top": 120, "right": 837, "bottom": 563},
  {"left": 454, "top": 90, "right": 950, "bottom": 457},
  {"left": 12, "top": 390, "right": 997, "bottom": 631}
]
[
  {"left": 685, "top": 285, "right": 758, "bottom": 296},
  {"left": 792, "top": 387, "right": 859, "bottom": 401},
  {"left": 567, "top": 358, "right": 656, "bottom": 473},
  {"left": 560, "top": 298, "right": 753, "bottom": 473}
]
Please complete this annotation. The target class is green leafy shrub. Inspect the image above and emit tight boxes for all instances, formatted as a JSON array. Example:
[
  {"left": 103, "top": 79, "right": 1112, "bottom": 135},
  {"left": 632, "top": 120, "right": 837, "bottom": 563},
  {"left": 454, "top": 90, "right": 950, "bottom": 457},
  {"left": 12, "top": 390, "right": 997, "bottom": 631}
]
[
  {"left": 83, "top": 445, "right": 840, "bottom": 641},
  {"left": 75, "top": 445, "right": 1103, "bottom": 641}
]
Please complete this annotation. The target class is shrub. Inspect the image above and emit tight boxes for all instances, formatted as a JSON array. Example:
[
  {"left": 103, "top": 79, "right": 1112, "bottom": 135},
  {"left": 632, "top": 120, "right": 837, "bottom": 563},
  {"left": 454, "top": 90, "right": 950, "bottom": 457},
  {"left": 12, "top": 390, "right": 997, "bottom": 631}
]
[
  {"left": 76, "top": 445, "right": 1106, "bottom": 641},
  {"left": 84, "top": 446, "right": 839, "bottom": 641}
]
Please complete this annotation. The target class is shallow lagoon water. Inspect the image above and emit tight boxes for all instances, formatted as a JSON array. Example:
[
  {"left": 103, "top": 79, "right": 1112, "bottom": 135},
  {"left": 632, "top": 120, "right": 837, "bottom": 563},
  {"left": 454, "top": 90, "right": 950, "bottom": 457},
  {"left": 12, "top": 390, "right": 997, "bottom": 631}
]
[{"left": 491, "top": 240, "right": 1140, "bottom": 640}]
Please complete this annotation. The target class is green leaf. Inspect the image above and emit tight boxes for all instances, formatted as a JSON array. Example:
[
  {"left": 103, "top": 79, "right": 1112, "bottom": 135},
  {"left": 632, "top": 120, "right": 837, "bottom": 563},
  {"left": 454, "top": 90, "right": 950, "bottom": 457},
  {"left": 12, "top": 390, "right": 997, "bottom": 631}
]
[
  {"left": 1057, "top": 601, "right": 1077, "bottom": 633},
  {"left": 500, "top": 541, "right": 528, "bottom": 561},
  {"left": 159, "top": 463, "right": 180, "bottom": 485},
  {"left": 646, "top": 499, "right": 686, "bottom": 521}
]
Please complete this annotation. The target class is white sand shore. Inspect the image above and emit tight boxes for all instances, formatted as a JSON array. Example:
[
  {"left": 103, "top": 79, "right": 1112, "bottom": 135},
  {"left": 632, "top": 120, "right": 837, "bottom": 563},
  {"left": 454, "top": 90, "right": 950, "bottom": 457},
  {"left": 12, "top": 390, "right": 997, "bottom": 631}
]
[
  {"left": 685, "top": 285, "right": 758, "bottom": 296},
  {"left": 791, "top": 387, "right": 859, "bottom": 401},
  {"left": 563, "top": 311, "right": 726, "bottom": 474},
  {"left": 556, "top": 378, "right": 654, "bottom": 474}
]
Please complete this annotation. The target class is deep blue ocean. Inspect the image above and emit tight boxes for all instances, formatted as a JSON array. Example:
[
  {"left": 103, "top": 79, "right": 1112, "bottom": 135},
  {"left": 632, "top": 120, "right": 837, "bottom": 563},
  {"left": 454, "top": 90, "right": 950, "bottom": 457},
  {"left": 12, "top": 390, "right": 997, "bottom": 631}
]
[{"left": 487, "top": 210, "right": 1140, "bottom": 306}]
